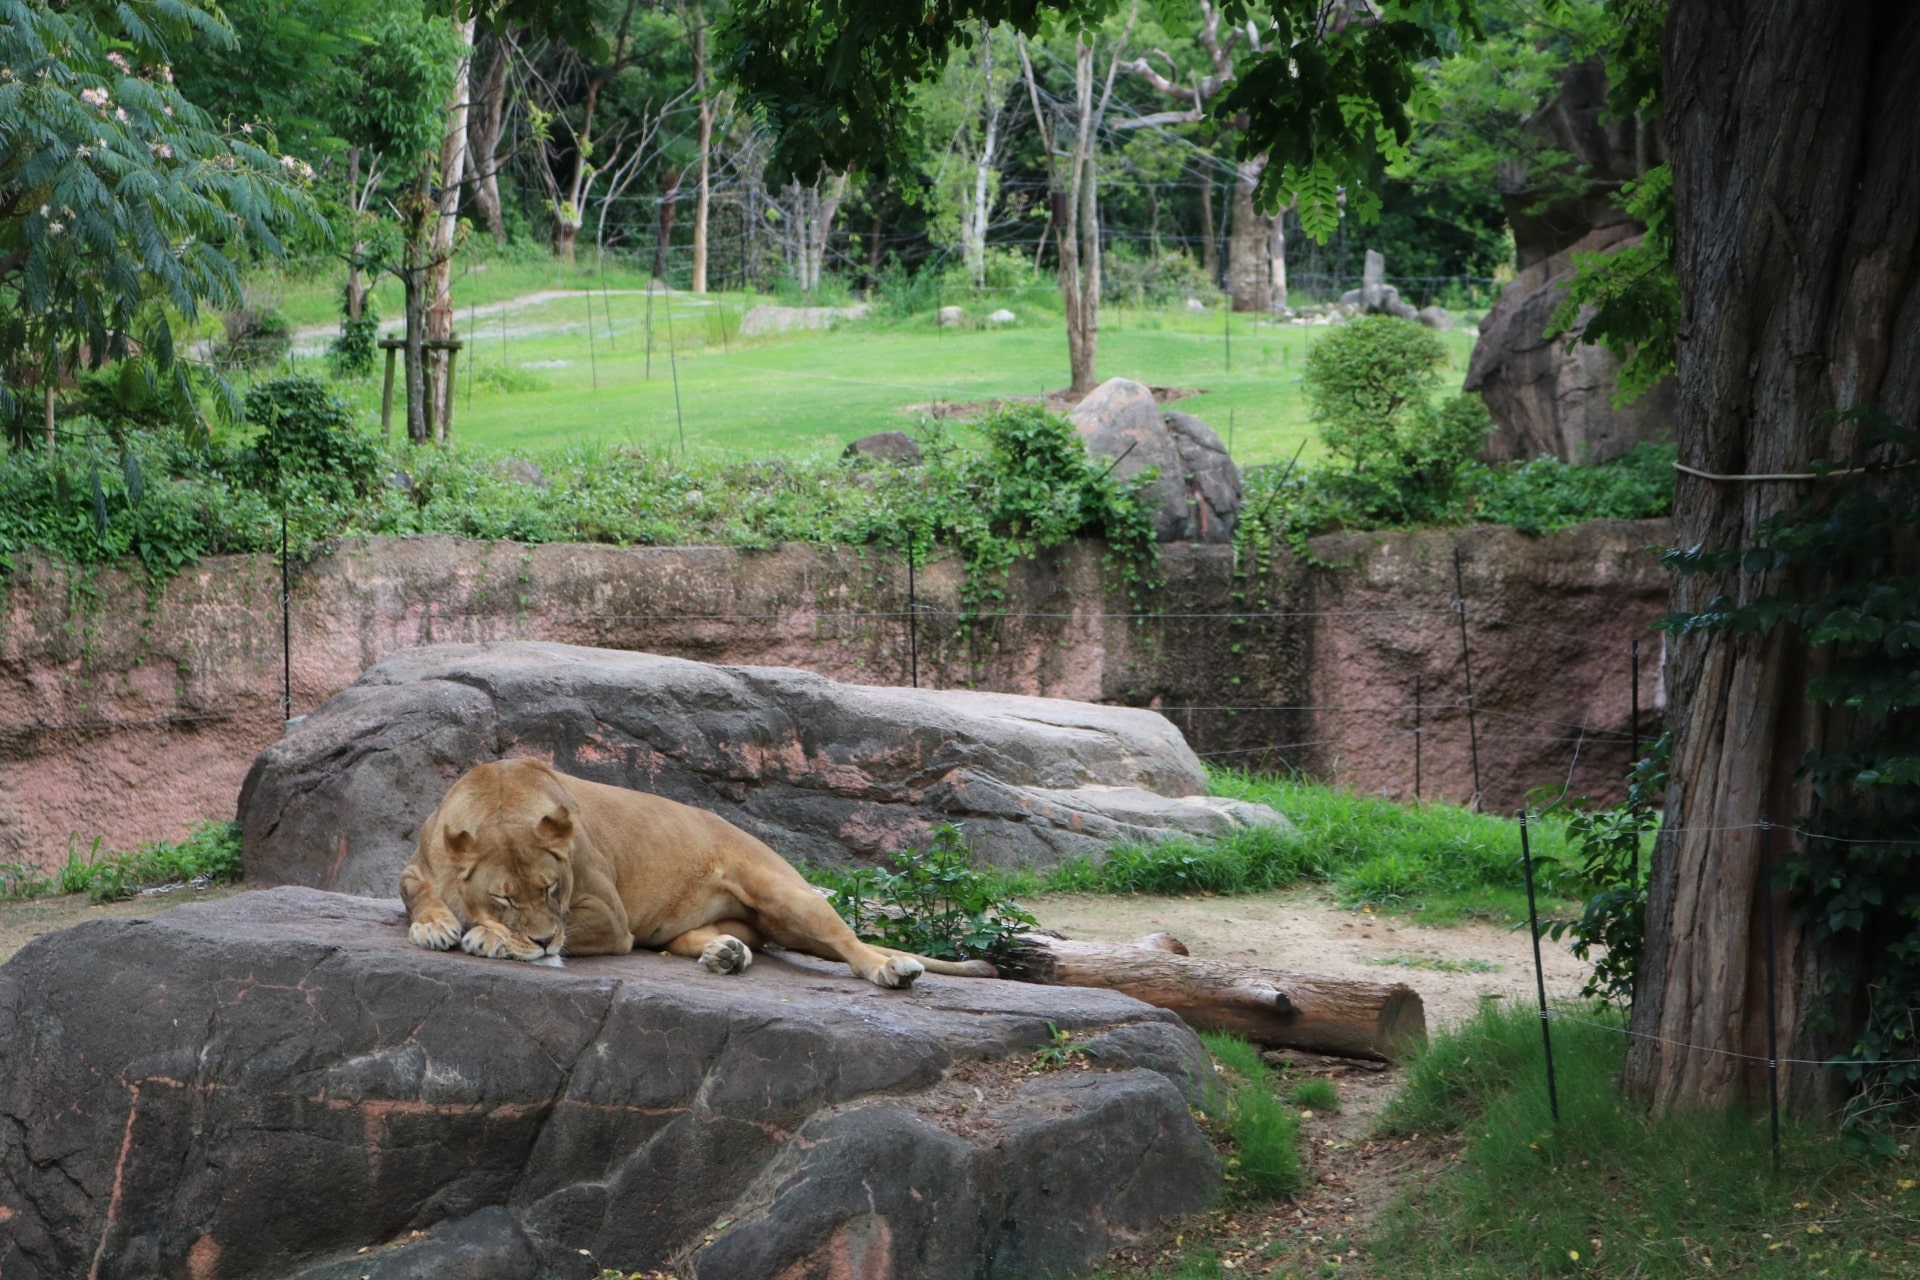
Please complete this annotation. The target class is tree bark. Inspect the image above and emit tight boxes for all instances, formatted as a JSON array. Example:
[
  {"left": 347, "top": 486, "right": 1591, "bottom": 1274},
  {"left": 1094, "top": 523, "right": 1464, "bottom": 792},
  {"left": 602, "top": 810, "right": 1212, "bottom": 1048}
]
[
  {"left": 1227, "top": 157, "right": 1271, "bottom": 312},
  {"left": 1198, "top": 169, "right": 1217, "bottom": 285},
  {"left": 467, "top": 30, "right": 513, "bottom": 243},
  {"left": 345, "top": 147, "right": 366, "bottom": 322},
  {"left": 426, "top": 15, "right": 478, "bottom": 444},
  {"left": 1628, "top": 0, "right": 1920, "bottom": 1116},
  {"left": 998, "top": 933, "right": 1427, "bottom": 1062},
  {"left": 689, "top": 20, "right": 714, "bottom": 294},
  {"left": 654, "top": 169, "right": 681, "bottom": 283},
  {"left": 964, "top": 32, "right": 1002, "bottom": 289}
]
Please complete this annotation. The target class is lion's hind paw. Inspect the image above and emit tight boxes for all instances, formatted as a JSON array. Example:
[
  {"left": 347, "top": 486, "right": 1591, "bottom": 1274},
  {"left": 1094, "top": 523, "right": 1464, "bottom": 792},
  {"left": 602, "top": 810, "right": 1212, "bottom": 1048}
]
[
  {"left": 699, "top": 935, "right": 753, "bottom": 976},
  {"left": 409, "top": 915, "right": 463, "bottom": 951},
  {"left": 876, "top": 955, "right": 924, "bottom": 989}
]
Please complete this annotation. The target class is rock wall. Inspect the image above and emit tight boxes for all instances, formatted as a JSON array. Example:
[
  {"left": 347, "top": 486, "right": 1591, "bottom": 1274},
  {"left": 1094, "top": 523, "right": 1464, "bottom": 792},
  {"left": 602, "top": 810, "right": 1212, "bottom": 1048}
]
[{"left": 0, "top": 522, "right": 1672, "bottom": 871}]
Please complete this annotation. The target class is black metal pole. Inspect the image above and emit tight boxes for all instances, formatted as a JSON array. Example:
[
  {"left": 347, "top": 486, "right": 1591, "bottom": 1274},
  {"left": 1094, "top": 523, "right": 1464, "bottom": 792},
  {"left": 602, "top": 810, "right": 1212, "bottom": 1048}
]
[
  {"left": 1452, "top": 546, "right": 1483, "bottom": 806},
  {"left": 280, "top": 508, "right": 292, "bottom": 723},
  {"left": 1761, "top": 821, "right": 1782, "bottom": 1167},
  {"left": 1520, "top": 808, "right": 1561, "bottom": 1122},
  {"left": 907, "top": 531, "right": 919, "bottom": 689},
  {"left": 1413, "top": 675, "right": 1423, "bottom": 803}
]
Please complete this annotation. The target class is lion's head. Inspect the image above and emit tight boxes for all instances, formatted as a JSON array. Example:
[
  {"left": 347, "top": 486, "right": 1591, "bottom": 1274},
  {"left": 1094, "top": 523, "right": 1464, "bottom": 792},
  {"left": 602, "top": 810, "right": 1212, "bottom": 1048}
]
[{"left": 434, "top": 760, "right": 580, "bottom": 957}]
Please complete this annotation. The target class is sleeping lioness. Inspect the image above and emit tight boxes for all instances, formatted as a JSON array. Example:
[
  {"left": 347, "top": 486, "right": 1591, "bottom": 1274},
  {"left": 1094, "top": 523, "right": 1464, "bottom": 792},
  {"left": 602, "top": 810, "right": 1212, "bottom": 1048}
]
[{"left": 400, "top": 759, "right": 995, "bottom": 989}]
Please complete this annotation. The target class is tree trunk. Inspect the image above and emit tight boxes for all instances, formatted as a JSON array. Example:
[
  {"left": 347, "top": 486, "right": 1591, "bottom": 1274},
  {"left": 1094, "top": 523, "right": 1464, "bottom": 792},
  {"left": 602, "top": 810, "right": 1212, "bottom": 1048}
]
[
  {"left": 426, "top": 16, "right": 477, "bottom": 444},
  {"left": 1060, "top": 38, "right": 1099, "bottom": 394},
  {"left": 1198, "top": 168, "right": 1218, "bottom": 286},
  {"left": 1628, "top": 0, "right": 1920, "bottom": 1117},
  {"left": 802, "top": 172, "right": 848, "bottom": 293},
  {"left": 965, "top": 35, "right": 1002, "bottom": 289},
  {"left": 998, "top": 933, "right": 1427, "bottom": 1062},
  {"left": 654, "top": 170, "right": 681, "bottom": 283},
  {"left": 1227, "top": 157, "right": 1271, "bottom": 312},
  {"left": 1269, "top": 208, "right": 1288, "bottom": 312},
  {"left": 690, "top": 20, "right": 713, "bottom": 293},
  {"left": 401, "top": 170, "right": 433, "bottom": 445},
  {"left": 467, "top": 31, "right": 512, "bottom": 243},
  {"left": 345, "top": 147, "right": 366, "bottom": 322}
]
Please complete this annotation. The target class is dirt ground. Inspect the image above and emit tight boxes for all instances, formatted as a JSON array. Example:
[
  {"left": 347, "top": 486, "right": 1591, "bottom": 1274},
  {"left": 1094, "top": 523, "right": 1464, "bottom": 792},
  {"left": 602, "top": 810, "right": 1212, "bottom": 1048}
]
[{"left": 0, "top": 883, "right": 247, "bottom": 964}]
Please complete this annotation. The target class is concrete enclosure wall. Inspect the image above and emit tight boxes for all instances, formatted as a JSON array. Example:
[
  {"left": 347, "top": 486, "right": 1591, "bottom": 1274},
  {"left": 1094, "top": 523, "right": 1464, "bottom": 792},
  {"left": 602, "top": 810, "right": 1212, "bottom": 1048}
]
[{"left": 0, "top": 521, "right": 1671, "bottom": 871}]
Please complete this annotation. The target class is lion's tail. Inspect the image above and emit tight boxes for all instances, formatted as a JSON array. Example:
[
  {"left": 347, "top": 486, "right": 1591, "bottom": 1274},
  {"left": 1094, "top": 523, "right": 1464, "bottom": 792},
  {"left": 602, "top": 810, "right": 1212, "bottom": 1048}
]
[{"left": 878, "top": 946, "right": 998, "bottom": 979}]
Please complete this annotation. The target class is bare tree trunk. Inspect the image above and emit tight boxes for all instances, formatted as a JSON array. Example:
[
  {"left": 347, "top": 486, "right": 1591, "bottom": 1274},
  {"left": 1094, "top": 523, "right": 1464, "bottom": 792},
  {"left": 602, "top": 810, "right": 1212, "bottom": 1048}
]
[
  {"left": 1270, "top": 208, "right": 1288, "bottom": 312},
  {"left": 802, "top": 172, "right": 848, "bottom": 292},
  {"left": 1198, "top": 170, "right": 1217, "bottom": 286},
  {"left": 426, "top": 15, "right": 477, "bottom": 444},
  {"left": 401, "top": 171, "right": 434, "bottom": 444},
  {"left": 1627, "top": 0, "right": 1920, "bottom": 1117},
  {"left": 690, "top": 21, "right": 713, "bottom": 293},
  {"left": 1227, "top": 157, "right": 1271, "bottom": 312},
  {"left": 964, "top": 33, "right": 1002, "bottom": 289},
  {"left": 345, "top": 147, "right": 366, "bottom": 321},
  {"left": 467, "top": 31, "right": 512, "bottom": 243}
]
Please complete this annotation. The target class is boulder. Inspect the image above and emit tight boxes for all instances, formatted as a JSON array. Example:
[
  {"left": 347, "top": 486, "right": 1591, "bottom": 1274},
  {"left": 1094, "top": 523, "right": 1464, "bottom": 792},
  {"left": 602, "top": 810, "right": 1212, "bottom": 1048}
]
[
  {"left": 1338, "top": 251, "right": 1420, "bottom": 321},
  {"left": 1415, "top": 305, "right": 1455, "bottom": 332},
  {"left": 987, "top": 308, "right": 1017, "bottom": 324},
  {"left": 841, "top": 430, "right": 923, "bottom": 465},
  {"left": 937, "top": 305, "right": 964, "bottom": 327},
  {"left": 0, "top": 887, "right": 1220, "bottom": 1280},
  {"left": 238, "top": 642, "right": 1287, "bottom": 896},
  {"left": 1185, "top": 296, "right": 1207, "bottom": 312},
  {"left": 496, "top": 458, "right": 548, "bottom": 489},
  {"left": 1068, "top": 378, "right": 1243, "bottom": 544},
  {"left": 1464, "top": 224, "right": 1677, "bottom": 464}
]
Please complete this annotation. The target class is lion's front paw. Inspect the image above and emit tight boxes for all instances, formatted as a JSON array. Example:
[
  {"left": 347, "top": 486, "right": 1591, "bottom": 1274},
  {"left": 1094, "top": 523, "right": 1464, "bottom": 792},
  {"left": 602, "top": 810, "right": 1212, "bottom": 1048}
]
[
  {"left": 461, "top": 922, "right": 545, "bottom": 962},
  {"left": 409, "top": 912, "right": 463, "bottom": 951},
  {"left": 699, "top": 935, "right": 753, "bottom": 976},
  {"left": 876, "top": 955, "right": 924, "bottom": 989}
]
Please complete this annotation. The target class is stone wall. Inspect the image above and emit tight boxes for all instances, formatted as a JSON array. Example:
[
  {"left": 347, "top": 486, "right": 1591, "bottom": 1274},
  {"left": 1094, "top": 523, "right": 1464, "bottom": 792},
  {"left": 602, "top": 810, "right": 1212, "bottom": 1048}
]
[{"left": 0, "top": 521, "right": 1672, "bottom": 870}]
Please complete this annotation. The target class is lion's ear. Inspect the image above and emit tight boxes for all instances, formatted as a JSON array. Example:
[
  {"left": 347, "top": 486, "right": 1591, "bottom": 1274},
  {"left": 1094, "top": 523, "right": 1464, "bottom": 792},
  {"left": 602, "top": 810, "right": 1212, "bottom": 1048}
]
[
  {"left": 537, "top": 806, "right": 573, "bottom": 843},
  {"left": 445, "top": 828, "right": 476, "bottom": 872}
]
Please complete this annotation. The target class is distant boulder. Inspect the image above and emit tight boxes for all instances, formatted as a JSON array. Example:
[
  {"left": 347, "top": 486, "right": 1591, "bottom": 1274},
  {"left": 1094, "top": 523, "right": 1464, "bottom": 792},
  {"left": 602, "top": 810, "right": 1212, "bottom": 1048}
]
[
  {"left": 937, "top": 305, "right": 964, "bottom": 327},
  {"left": 843, "top": 430, "right": 923, "bottom": 465},
  {"left": 1068, "top": 378, "right": 1242, "bottom": 544},
  {"left": 987, "top": 308, "right": 1017, "bottom": 324},
  {"left": 1415, "top": 305, "right": 1455, "bottom": 331}
]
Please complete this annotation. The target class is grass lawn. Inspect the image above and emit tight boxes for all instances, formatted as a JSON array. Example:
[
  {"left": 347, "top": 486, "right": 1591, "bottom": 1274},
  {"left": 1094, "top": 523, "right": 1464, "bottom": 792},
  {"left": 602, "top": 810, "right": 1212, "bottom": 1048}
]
[{"left": 254, "top": 257, "right": 1477, "bottom": 467}]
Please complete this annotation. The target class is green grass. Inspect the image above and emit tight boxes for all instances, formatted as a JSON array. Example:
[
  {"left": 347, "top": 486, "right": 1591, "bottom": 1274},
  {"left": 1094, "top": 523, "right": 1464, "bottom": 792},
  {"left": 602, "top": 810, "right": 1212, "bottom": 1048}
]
[
  {"left": 0, "top": 821, "right": 243, "bottom": 903},
  {"left": 1029, "top": 770, "right": 1584, "bottom": 926},
  {"left": 249, "top": 256, "right": 1476, "bottom": 466},
  {"left": 1373, "top": 1000, "right": 1920, "bottom": 1278},
  {"left": 1201, "top": 1030, "right": 1306, "bottom": 1198},
  {"left": 1367, "top": 955, "right": 1504, "bottom": 974},
  {"left": 1288, "top": 1076, "right": 1342, "bottom": 1113}
]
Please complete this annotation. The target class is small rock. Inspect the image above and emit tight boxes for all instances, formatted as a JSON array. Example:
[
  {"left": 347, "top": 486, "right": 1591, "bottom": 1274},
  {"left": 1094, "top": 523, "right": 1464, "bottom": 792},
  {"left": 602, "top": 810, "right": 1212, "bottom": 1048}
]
[
  {"left": 842, "top": 431, "right": 923, "bottom": 465},
  {"left": 987, "top": 308, "right": 1017, "bottom": 324},
  {"left": 937, "top": 305, "right": 964, "bottom": 327},
  {"left": 387, "top": 470, "right": 414, "bottom": 494},
  {"left": 496, "top": 458, "right": 547, "bottom": 489}
]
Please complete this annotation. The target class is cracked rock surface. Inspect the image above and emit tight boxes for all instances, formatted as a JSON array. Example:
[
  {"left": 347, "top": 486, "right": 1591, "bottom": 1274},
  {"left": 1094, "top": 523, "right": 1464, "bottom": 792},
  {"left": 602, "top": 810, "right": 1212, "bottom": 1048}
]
[
  {"left": 238, "top": 642, "right": 1287, "bottom": 896},
  {"left": 0, "top": 888, "right": 1219, "bottom": 1280}
]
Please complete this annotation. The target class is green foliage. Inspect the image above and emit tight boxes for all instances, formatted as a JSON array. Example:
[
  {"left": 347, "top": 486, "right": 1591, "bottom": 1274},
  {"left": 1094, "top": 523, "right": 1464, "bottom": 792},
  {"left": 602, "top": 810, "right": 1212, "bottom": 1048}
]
[
  {"left": 1376, "top": 999, "right": 1920, "bottom": 1278},
  {"left": 1660, "top": 410, "right": 1920, "bottom": 1131},
  {"left": 1287, "top": 1075, "right": 1340, "bottom": 1113},
  {"left": 0, "top": 821, "right": 243, "bottom": 903},
  {"left": 1466, "top": 441, "right": 1675, "bottom": 534},
  {"left": 1031, "top": 1021, "right": 1098, "bottom": 1071},
  {"left": 810, "top": 824, "right": 1039, "bottom": 962},
  {"left": 1044, "top": 825, "right": 1323, "bottom": 896},
  {"left": 0, "top": 0, "right": 316, "bottom": 426},
  {"left": 1302, "top": 316, "right": 1490, "bottom": 526},
  {"left": 244, "top": 376, "right": 381, "bottom": 504},
  {"left": 724, "top": 0, "right": 1474, "bottom": 238},
  {"left": 1198, "top": 1031, "right": 1303, "bottom": 1197},
  {"left": 1538, "top": 736, "right": 1668, "bottom": 1007},
  {"left": 214, "top": 304, "right": 294, "bottom": 372},
  {"left": 1553, "top": 163, "right": 1679, "bottom": 404}
]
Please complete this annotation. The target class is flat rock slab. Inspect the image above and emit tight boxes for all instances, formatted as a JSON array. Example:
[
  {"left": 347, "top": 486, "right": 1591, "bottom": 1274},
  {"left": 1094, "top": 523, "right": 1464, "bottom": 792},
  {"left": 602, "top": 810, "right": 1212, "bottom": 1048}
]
[
  {"left": 0, "top": 888, "right": 1219, "bottom": 1280},
  {"left": 238, "top": 642, "right": 1286, "bottom": 897}
]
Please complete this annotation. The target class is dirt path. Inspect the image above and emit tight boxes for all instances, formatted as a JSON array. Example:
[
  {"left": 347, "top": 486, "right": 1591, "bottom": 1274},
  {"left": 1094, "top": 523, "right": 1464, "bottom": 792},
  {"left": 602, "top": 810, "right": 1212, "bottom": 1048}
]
[{"left": 286, "top": 287, "right": 706, "bottom": 354}]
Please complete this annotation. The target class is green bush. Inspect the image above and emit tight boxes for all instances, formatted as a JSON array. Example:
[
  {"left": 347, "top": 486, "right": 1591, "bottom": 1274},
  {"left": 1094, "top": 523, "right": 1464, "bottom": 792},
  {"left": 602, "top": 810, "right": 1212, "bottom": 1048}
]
[
  {"left": 1468, "top": 441, "right": 1675, "bottom": 533},
  {"left": 808, "top": 825, "right": 1038, "bottom": 962},
  {"left": 245, "top": 375, "right": 381, "bottom": 503},
  {"left": 1302, "top": 315, "right": 1490, "bottom": 526},
  {"left": 214, "top": 305, "right": 294, "bottom": 371}
]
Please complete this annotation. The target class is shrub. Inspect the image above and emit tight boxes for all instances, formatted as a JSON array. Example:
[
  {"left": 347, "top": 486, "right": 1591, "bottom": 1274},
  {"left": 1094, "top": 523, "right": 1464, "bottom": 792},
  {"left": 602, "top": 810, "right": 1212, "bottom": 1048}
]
[
  {"left": 1302, "top": 315, "right": 1490, "bottom": 526},
  {"left": 330, "top": 286, "right": 380, "bottom": 379},
  {"left": 1287, "top": 1076, "right": 1340, "bottom": 1112},
  {"left": 1199, "top": 1031, "right": 1303, "bottom": 1196},
  {"left": 244, "top": 376, "right": 381, "bottom": 503},
  {"left": 214, "top": 304, "right": 294, "bottom": 371},
  {"left": 1468, "top": 440, "right": 1675, "bottom": 533},
  {"left": 809, "top": 825, "right": 1038, "bottom": 962}
]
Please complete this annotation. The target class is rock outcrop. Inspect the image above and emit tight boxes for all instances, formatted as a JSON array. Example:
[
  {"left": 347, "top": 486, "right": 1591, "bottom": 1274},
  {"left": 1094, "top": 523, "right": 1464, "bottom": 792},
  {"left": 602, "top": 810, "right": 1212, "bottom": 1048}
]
[
  {"left": 238, "top": 642, "right": 1287, "bottom": 897},
  {"left": 1068, "top": 378, "right": 1242, "bottom": 544},
  {"left": 1465, "top": 225, "right": 1677, "bottom": 464},
  {"left": 1337, "top": 250, "right": 1420, "bottom": 320},
  {"left": 0, "top": 888, "right": 1220, "bottom": 1280}
]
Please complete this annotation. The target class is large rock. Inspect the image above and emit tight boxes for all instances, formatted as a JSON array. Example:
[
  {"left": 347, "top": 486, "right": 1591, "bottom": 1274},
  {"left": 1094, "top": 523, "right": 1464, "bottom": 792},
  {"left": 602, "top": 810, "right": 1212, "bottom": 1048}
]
[
  {"left": 1337, "top": 250, "right": 1420, "bottom": 321},
  {"left": 1465, "top": 224, "right": 1677, "bottom": 463},
  {"left": 239, "top": 642, "right": 1286, "bottom": 896},
  {"left": 1068, "top": 378, "right": 1242, "bottom": 544},
  {"left": 0, "top": 888, "right": 1220, "bottom": 1280}
]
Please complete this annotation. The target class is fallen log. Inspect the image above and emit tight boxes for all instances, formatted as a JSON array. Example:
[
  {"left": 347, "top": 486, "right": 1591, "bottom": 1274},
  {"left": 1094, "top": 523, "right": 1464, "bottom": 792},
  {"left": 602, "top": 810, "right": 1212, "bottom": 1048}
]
[{"left": 997, "top": 933, "right": 1426, "bottom": 1062}]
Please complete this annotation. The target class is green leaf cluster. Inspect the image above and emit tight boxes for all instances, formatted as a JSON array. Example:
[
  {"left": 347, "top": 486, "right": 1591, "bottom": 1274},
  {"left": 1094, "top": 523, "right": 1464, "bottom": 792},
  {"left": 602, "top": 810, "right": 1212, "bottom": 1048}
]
[
  {"left": 1551, "top": 163, "right": 1678, "bottom": 404},
  {"left": 809, "top": 824, "right": 1039, "bottom": 962}
]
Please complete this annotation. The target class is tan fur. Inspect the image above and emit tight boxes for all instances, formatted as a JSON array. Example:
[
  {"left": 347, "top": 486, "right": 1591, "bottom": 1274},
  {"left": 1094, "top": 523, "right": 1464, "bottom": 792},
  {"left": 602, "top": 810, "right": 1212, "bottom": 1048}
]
[{"left": 400, "top": 759, "right": 997, "bottom": 989}]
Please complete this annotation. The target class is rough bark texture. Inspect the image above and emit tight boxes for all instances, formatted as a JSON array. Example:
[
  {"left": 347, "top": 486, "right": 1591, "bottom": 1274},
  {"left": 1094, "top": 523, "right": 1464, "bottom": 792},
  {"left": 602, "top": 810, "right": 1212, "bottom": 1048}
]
[
  {"left": 1000, "top": 933, "right": 1426, "bottom": 1062},
  {"left": 0, "top": 889, "right": 1220, "bottom": 1279},
  {"left": 1629, "top": 0, "right": 1920, "bottom": 1114},
  {"left": 1227, "top": 161, "right": 1272, "bottom": 313},
  {"left": 467, "top": 32, "right": 512, "bottom": 243},
  {"left": 426, "top": 17, "right": 477, "bottom": 444}
]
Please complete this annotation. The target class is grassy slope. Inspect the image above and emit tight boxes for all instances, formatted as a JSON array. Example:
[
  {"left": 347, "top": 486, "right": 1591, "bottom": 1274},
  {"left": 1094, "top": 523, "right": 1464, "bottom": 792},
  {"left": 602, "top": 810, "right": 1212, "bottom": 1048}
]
[{"left": 255, "top": 259, "right": 1476, "bottom": 466}]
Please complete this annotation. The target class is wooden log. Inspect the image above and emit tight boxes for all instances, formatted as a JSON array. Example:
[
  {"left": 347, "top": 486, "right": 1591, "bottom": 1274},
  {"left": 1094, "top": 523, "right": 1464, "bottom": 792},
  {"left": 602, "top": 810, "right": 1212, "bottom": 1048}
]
[{"left": 998, "top": 933, "right": 1426, "bottom": 1062}]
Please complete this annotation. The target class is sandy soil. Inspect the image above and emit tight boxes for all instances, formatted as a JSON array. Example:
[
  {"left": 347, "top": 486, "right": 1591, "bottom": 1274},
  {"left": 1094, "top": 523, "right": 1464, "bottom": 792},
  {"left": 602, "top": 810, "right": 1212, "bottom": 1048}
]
[
  {"left": 0, "top": 884, "right": 247, "bottom": 964},
  {"left": 1028, "top": 886, "right": 1590, "bottom": 1031}
]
